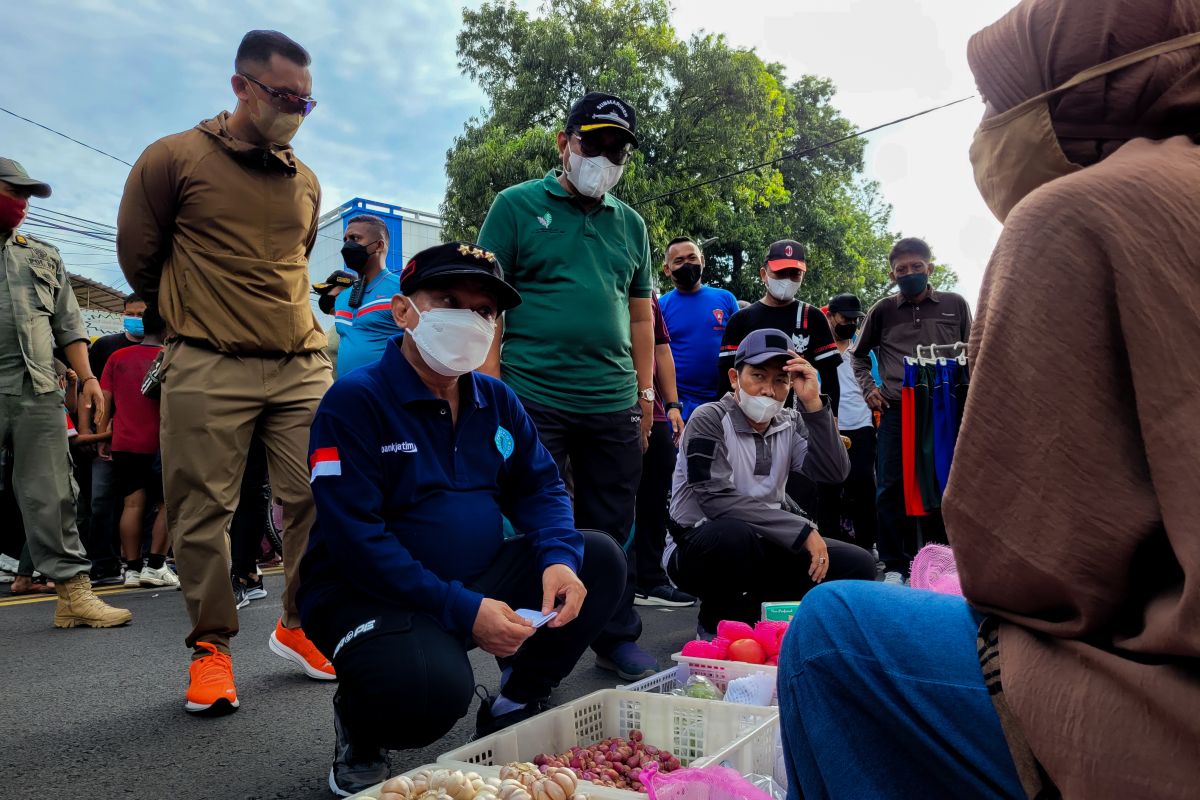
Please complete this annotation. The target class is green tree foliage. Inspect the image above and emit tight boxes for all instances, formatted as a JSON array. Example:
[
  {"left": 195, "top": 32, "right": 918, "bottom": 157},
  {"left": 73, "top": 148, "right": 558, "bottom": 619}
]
[{"left": 442, "top": 0, "right": 942, "bottom": 308}]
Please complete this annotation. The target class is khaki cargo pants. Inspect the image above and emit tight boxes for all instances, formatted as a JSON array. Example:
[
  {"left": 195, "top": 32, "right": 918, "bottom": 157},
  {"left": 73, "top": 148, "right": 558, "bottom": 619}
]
[
  {"left": 159, "top": 341, "right": 331, "bottom": 657},
  {"left": 0, "top": 377, "right": 92, "bottom": 581}
]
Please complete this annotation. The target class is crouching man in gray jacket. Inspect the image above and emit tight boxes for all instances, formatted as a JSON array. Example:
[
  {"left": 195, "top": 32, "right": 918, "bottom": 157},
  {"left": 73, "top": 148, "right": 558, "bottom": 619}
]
[{"left": 665, "top": 328, "right": 878, "bottom": 633}]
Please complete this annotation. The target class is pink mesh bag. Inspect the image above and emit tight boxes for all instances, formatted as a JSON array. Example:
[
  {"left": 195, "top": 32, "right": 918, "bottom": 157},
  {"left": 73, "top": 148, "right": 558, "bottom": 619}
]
[
  {"left": 647, "top": 765, "right": 776, "bottom": 800},
  {"left": 908, "top": 544, "right": 963, "bottom": 596}
]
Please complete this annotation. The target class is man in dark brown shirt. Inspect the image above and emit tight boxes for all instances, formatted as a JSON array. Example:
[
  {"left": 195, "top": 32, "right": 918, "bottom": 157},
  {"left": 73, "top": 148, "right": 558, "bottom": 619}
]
[{"left": 849, "top": 237, "right": 971, "bottom": 580}]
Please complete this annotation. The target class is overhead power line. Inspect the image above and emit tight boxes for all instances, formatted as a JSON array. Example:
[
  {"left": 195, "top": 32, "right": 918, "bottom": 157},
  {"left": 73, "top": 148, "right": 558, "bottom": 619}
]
[
  {"left": 31, "top": 205, "right": 118, "bottom": 230},
  {"left": 0, "top": 105, "right": 134, "bottom": 167},
  {"left": 631, "top": 95, "right": 976, "bottom": 207},
  {"left": 24, "top": 216, "right": 117, "bottom": 242}
]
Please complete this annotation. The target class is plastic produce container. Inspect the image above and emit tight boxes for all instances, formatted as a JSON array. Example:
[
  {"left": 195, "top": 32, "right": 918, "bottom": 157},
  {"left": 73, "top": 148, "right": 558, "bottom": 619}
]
[
  {"left": 669, "top": 653, "right": 779, "bottom": 704},
  {"left": 436, "top": 689, "right": 777, "bottom": 799}
]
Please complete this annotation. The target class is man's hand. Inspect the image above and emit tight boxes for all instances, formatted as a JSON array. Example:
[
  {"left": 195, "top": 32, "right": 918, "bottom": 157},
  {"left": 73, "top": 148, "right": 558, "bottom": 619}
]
[
  {"left": 667, "top": 408, "right": 684, "bottom": 446},
  {"left": 97, "top": 441, "right": 112, "bottom": 460},
  {"left": 803, "top": 530, "right": 830, "bottom": 583},
  {"left": 81, "top": 378, "right": 106, "bottom": 426},
  {"left": 472, "top": 598, "right": 535, "bottom": 657},
  {"left": 639, "top": 402, "right": 653, "bottom": 453},
  {"left": 783, "top": 355, "right": 822, "bottom": 412},
  {"left": 865, "top": 387, "right": 889, "bottom": 413},
  {"left": 542, "top": 563, "right": 586, "bottom": 628}
]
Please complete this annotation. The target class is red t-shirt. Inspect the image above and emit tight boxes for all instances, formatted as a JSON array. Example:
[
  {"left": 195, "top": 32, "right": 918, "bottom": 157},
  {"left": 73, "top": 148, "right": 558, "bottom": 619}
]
[{"left": 99, "top": 343, "right": 162, "bottom": 454}]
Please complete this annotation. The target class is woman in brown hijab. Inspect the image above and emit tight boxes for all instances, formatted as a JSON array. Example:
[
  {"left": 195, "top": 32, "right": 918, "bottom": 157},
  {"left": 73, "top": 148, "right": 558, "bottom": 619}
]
[{"left": 776, "top": 2, "right": 1200, "bottom": 798}]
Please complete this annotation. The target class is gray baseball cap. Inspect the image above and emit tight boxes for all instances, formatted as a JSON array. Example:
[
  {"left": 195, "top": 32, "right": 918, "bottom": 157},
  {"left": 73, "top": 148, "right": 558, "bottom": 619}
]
[
  {"left": 735, "top": 328, "right": 794, "bottom": 367},
  {"left": 0, "top": 158, "right": 51, "bottom": 198}
]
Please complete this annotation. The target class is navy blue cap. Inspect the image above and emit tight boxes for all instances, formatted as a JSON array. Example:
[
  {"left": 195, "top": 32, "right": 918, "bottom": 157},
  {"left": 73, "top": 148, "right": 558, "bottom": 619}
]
[
  {"left": 399, "top": 241, "right": 522, "bottom": 311},
  {"left": 735, "top": 328, "right": 794, "bottom": 367},
  {"left": 567, "top": 92, "right": 639, "bottom": 147}
]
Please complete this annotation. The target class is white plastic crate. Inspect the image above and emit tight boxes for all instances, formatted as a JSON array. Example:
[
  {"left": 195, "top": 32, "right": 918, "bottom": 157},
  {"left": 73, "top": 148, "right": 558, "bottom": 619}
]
[
  {"left": 669, "top": 653, "right": 779, "bottom": 704},
  {"left": 618, "top": 664, "right": 686, "bottom": 695},
  {"left": 436, "top": 689, "right": 776, "bottom": 799},
  {"left": 704, "top": 717, "right": 780, "bottom": 781}
]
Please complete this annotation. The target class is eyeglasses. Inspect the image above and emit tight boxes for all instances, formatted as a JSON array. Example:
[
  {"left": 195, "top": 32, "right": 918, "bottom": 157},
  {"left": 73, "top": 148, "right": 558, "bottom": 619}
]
[
  {"left": 572, "top": 132, "right": 634, "bottom": 165},
  {"left": 239, "top": 73, "right": 317, "bottom": 117}
]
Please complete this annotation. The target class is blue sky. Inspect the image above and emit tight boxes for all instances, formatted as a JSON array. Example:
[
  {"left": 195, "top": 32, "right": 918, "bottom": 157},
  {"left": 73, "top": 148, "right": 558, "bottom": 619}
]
[
  {"left": 7, "top": 0, "right": 1015, "bottom": 303},
  {"left": 6, "top": 0, "right": 501, "bottom": 292}
]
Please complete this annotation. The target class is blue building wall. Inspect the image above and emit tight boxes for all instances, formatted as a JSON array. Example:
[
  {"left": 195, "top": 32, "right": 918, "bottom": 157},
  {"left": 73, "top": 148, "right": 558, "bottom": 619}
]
[{"left": 327, "top": 197, "right": 407, "bottom": 273}]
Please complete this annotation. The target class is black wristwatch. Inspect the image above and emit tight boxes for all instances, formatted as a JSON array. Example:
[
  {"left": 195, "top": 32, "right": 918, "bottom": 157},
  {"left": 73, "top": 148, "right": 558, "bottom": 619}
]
[{"left": 665, "top": 402, "right": 683, "bottom": 412}]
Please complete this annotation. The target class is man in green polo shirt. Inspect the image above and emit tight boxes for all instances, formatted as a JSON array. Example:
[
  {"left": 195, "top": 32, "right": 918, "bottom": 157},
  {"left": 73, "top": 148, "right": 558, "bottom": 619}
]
[{"left": 478, "top": 91, "right": 658, "bottom": 681}]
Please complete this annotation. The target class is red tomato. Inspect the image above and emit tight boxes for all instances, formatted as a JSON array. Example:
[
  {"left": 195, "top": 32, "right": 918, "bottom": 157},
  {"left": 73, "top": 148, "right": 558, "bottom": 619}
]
[{"left": 726, "top": 638, "right": 766, "bottom": 664}]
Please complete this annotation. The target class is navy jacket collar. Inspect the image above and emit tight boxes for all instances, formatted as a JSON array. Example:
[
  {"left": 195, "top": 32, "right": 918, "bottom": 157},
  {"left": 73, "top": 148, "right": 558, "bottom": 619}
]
[{"left": 379, "top": 335, "right": 488, "bottom": 410}]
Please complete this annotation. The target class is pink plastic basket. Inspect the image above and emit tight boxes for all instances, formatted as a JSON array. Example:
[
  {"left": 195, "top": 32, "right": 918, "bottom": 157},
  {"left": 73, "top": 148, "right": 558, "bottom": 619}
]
[{"left": 908, "top": 544, "right": 962, "bottom": 595}]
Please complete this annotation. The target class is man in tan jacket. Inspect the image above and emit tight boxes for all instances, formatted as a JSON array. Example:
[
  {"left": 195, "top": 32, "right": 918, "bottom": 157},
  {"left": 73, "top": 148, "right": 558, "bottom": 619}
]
[{"left": 118, "top": 29, "right": 334, "bottom": 715}]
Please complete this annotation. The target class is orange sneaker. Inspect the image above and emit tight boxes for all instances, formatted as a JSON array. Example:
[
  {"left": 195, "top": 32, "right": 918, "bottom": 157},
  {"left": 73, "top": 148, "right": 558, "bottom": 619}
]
[
  {"left": 185, "top": 641, "right": 239, "bottom": 715},
  {"left": 269, "top": 618, "right": 336, "bottom": 680}
]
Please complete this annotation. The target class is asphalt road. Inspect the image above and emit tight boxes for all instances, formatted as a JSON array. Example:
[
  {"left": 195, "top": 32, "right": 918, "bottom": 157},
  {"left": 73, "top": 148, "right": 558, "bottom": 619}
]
[{"left": 0, "top": 571, "right": 699, "bottom": 800}]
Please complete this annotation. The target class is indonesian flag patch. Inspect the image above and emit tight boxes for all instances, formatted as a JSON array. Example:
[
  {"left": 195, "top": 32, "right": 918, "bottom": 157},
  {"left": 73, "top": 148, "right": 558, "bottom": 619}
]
[{"left": 309, "top": 447, "right": 341, "bottom": 481}]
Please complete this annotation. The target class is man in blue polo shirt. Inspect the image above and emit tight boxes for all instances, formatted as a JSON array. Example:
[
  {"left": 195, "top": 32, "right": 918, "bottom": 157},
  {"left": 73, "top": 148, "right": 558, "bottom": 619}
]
[
  {"left": 658, "top": 236, "right": 740, "bottom": 418},
  {"left": 331, "top": 214, "right": 403, "bottom": 377},
  {"left": 301, "top": 241, "right": 626, "bottom": 797}
]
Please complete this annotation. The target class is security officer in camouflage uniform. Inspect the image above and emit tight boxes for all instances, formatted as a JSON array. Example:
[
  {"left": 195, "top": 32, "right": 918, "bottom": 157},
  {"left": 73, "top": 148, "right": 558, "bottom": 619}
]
[{"left": 0, "top": 157, "right": 131, "bottom": 628}]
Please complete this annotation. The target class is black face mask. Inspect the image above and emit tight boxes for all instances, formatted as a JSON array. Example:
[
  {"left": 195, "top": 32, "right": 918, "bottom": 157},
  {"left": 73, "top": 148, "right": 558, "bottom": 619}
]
[
  {"left": 834, "top": 322, "right": 859, "bottom": 341},
  {"left": 341, "top": 240, "right": 376, "bottom": 273},
  {"left": 671, "top": 263, "right": 701, "bottom": 290},
  {"left": 317, "top": 293, "right": 336, "bottom": 315}
]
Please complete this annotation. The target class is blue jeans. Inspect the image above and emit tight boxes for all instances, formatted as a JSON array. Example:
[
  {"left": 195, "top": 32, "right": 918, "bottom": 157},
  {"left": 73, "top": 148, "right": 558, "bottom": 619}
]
[{"left": 778, "top": 582, "right": 1024, "bottom": 800}]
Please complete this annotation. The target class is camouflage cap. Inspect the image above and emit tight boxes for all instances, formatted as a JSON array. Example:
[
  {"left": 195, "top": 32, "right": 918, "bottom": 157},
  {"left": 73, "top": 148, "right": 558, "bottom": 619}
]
[{"left": 0, "top": 158, "right": 51, "bottom": 198}]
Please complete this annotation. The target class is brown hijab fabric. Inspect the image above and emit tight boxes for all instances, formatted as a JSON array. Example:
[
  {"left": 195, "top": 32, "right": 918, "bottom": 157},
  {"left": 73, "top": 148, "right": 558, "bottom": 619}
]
[
  {"left": 955, "top": 2, "right": 1200, "bottom": 798},
  {"left": 967, "top": 0, "right": 1200, "bottom": 164}
]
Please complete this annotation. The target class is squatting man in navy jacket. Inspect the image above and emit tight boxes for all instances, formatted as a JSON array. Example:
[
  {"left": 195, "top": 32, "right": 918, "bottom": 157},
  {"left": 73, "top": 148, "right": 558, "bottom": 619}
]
[{"left": 299, "top": 241, "right": 626, "bottom": 796}]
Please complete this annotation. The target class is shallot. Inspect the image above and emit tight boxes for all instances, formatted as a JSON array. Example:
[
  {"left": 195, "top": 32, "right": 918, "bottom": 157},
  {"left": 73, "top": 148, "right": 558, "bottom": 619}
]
[{"left": 527, "top": 731, "right": 682, "bottom": 794}]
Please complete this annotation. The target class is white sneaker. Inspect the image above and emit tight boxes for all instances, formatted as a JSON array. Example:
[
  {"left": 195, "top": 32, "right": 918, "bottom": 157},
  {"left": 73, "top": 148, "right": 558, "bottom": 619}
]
[
  {"left": 140, "top": 564, "right": 180, "bottom": 588},
  {"left": 0, "top": 553, "right": 19, "bottom": 573},
  {"left": 123, "top": 569, "right": 143, "bottom": 587},
  {"left": 883, "top": 571, "right": 905, "bottom": 586}
]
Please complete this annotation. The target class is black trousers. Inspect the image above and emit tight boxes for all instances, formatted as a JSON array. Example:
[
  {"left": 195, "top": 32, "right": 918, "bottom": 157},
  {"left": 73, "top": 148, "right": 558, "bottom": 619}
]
[
  {"left": 86, "top": 456, "right": 121, "bottom": 577},
  {"left": 816, "top": 426, "right": 878, "bottom": 553},
  {"left": 229, "top": 433, "right": 269, "bottom": 579},
  {"left": 634, "top": 420, "right": 675, "bottom": 591},
  {"left": 303, "top": 531, "right": 625, "bottom": 752},
  {"left": 667, "top": 518, "right": 878, "bottom": 632},
  {"left": 519, "top": 398, "right": 643, "bottom": 653}
]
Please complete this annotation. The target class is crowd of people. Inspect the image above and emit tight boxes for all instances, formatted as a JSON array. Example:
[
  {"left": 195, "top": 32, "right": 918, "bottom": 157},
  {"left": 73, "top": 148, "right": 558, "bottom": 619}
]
[{"left": 2, "top": 1, "right": 1197, "bottom": 797}]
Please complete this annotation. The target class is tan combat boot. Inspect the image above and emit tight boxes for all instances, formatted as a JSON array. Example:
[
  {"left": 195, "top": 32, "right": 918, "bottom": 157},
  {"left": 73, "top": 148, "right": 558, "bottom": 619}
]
[{"left": 54, "top": 573, "right": 133, "bottom": 628}]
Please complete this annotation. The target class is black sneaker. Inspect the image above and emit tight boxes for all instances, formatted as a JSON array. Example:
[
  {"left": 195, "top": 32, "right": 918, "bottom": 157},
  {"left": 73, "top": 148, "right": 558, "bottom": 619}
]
[
  {"left": 634, "top": 584, "right": 697, "bottom": 607},
  {"left": 328, "top": 691, "right": 389, "bottom": 797},
  {"left": 473, "top": 686, "right": 550, "bottom": 740},
  {"left": 90, "top": 569, "right": 125, "bottom": 587},
  {"left": 231, "top": 575, "right": 249, "bottom": 611},
  {"left": 243, "top": 574, "right": 267, "bottom": 602}
]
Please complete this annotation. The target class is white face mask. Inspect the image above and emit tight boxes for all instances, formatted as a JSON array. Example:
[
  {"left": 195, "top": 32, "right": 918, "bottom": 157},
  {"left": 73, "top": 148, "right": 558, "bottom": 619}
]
[
  {"left": 566, "top": 150, "right": 624, "bottom": 198},
  {"left": 736, "top": 384, "right": 784, "bottom": 424},
  {"left": 766, "top": 277, "right": 802, "bottom": 303},
  {"left": 408, "top": 305, "right": 496, "bottom": 377}
]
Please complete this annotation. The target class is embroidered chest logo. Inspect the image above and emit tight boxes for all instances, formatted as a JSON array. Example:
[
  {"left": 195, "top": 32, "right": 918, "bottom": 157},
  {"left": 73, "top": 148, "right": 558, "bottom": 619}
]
[
  {"left": 494, "top": 426, "right": 514, "bottom": 460},
  {"left": 536, "top": 212, "right": 552, "bottom": 229},
  {"left": 381, "top": 442, "right": 418, "bottom": 454},
  {"left": 712, "top": 309, "right": 725, "bottom": 328},
  {"left": 792, "top": 333, "right": 810, "bottom": 353}
]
